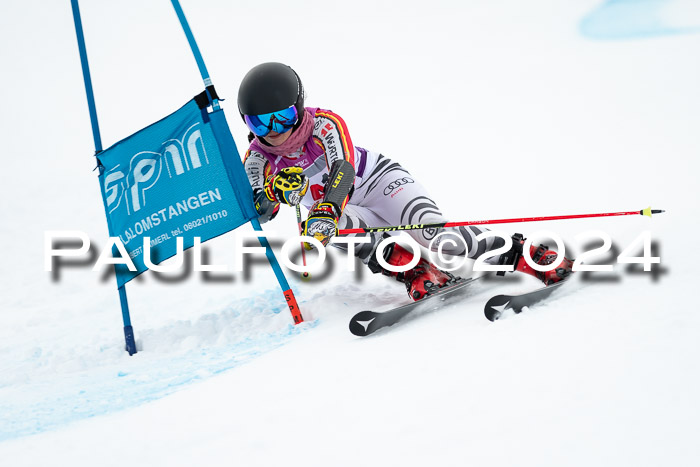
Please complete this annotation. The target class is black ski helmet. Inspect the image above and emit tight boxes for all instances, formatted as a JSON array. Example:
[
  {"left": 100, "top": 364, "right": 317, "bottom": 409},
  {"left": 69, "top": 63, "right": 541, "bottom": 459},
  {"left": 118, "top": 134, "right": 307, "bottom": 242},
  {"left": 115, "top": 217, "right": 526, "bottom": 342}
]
[{"left": 237, "top": 62, "right": 304, "bottom": 124}]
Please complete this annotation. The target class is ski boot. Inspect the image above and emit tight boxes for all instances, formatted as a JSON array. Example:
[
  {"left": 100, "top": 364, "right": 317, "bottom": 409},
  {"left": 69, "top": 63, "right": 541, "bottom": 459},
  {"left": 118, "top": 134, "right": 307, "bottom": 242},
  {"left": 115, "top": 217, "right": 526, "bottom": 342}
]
[
  {"left": 497, "top": 233, "right": 573, "bottom": 285},
  {"left": 369, "top": 242, "right": 460, "bottom": 301}
]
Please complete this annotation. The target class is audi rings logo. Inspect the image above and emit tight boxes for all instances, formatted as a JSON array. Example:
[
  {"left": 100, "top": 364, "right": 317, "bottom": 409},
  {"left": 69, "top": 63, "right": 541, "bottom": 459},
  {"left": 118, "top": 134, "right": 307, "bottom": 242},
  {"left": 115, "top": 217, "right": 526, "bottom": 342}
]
[{"left": 384, "top": 177, "right": 414, "bottom": 196}]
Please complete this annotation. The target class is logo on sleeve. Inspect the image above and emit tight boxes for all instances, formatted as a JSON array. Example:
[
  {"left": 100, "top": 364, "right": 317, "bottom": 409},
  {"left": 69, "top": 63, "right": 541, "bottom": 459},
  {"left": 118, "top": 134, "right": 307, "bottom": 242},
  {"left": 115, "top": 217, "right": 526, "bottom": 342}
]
[{"left": 321, "top": 123, "right": 333, "bottom": 137}]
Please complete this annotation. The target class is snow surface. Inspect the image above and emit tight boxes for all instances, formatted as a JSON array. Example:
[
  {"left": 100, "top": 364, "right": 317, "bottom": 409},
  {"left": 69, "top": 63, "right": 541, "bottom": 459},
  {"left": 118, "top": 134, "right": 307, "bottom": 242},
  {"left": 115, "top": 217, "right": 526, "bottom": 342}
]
[{"left": 1, "top": 0, "right": 699, "bottom": 465}]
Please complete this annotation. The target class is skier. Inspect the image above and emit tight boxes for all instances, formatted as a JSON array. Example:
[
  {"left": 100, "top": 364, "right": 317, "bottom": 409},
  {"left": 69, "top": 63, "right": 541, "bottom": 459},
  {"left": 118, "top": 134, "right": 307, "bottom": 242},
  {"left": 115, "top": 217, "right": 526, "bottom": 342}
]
[{"left": 238, "top": 62, "right": 572, "bottom": 300}]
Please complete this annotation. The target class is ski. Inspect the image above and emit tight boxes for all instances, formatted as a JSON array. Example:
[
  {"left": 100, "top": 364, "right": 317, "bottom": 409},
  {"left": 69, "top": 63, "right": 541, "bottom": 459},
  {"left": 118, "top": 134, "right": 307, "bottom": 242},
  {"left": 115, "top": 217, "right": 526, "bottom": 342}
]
[
  {"left": 349, "top": 275, "right": 490, "bottom": 336},
  {"left": 484, "top": 279, "right": 570, "bottom": 321}
]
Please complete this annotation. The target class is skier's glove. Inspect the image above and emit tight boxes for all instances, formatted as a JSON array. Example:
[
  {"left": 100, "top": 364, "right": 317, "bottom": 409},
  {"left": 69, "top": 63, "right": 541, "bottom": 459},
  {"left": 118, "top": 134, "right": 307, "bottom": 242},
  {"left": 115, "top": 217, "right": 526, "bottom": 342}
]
[
  {"left": 264, "top": 167, "right": 309, "bottom": 206},
  {"left": 302, "top": 202, "right": 340, "bottom": 249},
  {"left": 253, "top": 189, "right": 280, "bottom": 224}
]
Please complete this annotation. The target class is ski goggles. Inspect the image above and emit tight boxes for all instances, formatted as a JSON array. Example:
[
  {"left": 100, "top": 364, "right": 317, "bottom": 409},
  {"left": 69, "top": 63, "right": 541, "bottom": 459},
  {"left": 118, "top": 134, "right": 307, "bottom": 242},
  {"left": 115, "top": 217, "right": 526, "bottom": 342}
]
[{"left": 244, "top": 105, "right": 298, "bottom": 137}]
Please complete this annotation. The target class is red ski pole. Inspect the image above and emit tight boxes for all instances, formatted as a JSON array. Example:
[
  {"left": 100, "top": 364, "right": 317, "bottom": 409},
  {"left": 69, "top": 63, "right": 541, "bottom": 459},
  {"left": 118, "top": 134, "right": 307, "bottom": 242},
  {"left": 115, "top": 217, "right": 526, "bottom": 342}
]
[
  {"left": 296, "top": 205, "right": 310, "bottom": 279},
  {"left": 337, "top": 207, "right": 665, "bottom": 235}
]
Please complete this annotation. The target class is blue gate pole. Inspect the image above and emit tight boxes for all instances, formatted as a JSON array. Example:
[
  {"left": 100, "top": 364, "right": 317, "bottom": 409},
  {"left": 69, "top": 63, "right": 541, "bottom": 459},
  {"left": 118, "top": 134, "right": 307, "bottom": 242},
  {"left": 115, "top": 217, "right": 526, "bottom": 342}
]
[
  {"left": 170, "top": 0, "right": 220, "bottom": 111},
  {"left": 249, "top": 219, "right": 304, "bottom": 324},
  {"left": 171, "top": 0, "right": 303, "bottom": 324},
  {"left": 71, "top": 0, "right": 137, "bottom": 355}
]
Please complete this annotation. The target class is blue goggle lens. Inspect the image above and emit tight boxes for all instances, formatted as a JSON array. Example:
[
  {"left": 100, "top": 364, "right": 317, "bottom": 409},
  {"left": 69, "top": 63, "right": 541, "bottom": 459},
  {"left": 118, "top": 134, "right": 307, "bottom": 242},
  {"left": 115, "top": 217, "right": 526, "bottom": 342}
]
[{"left": 244, "top": 105, "right": 299, "bottom": 137}]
